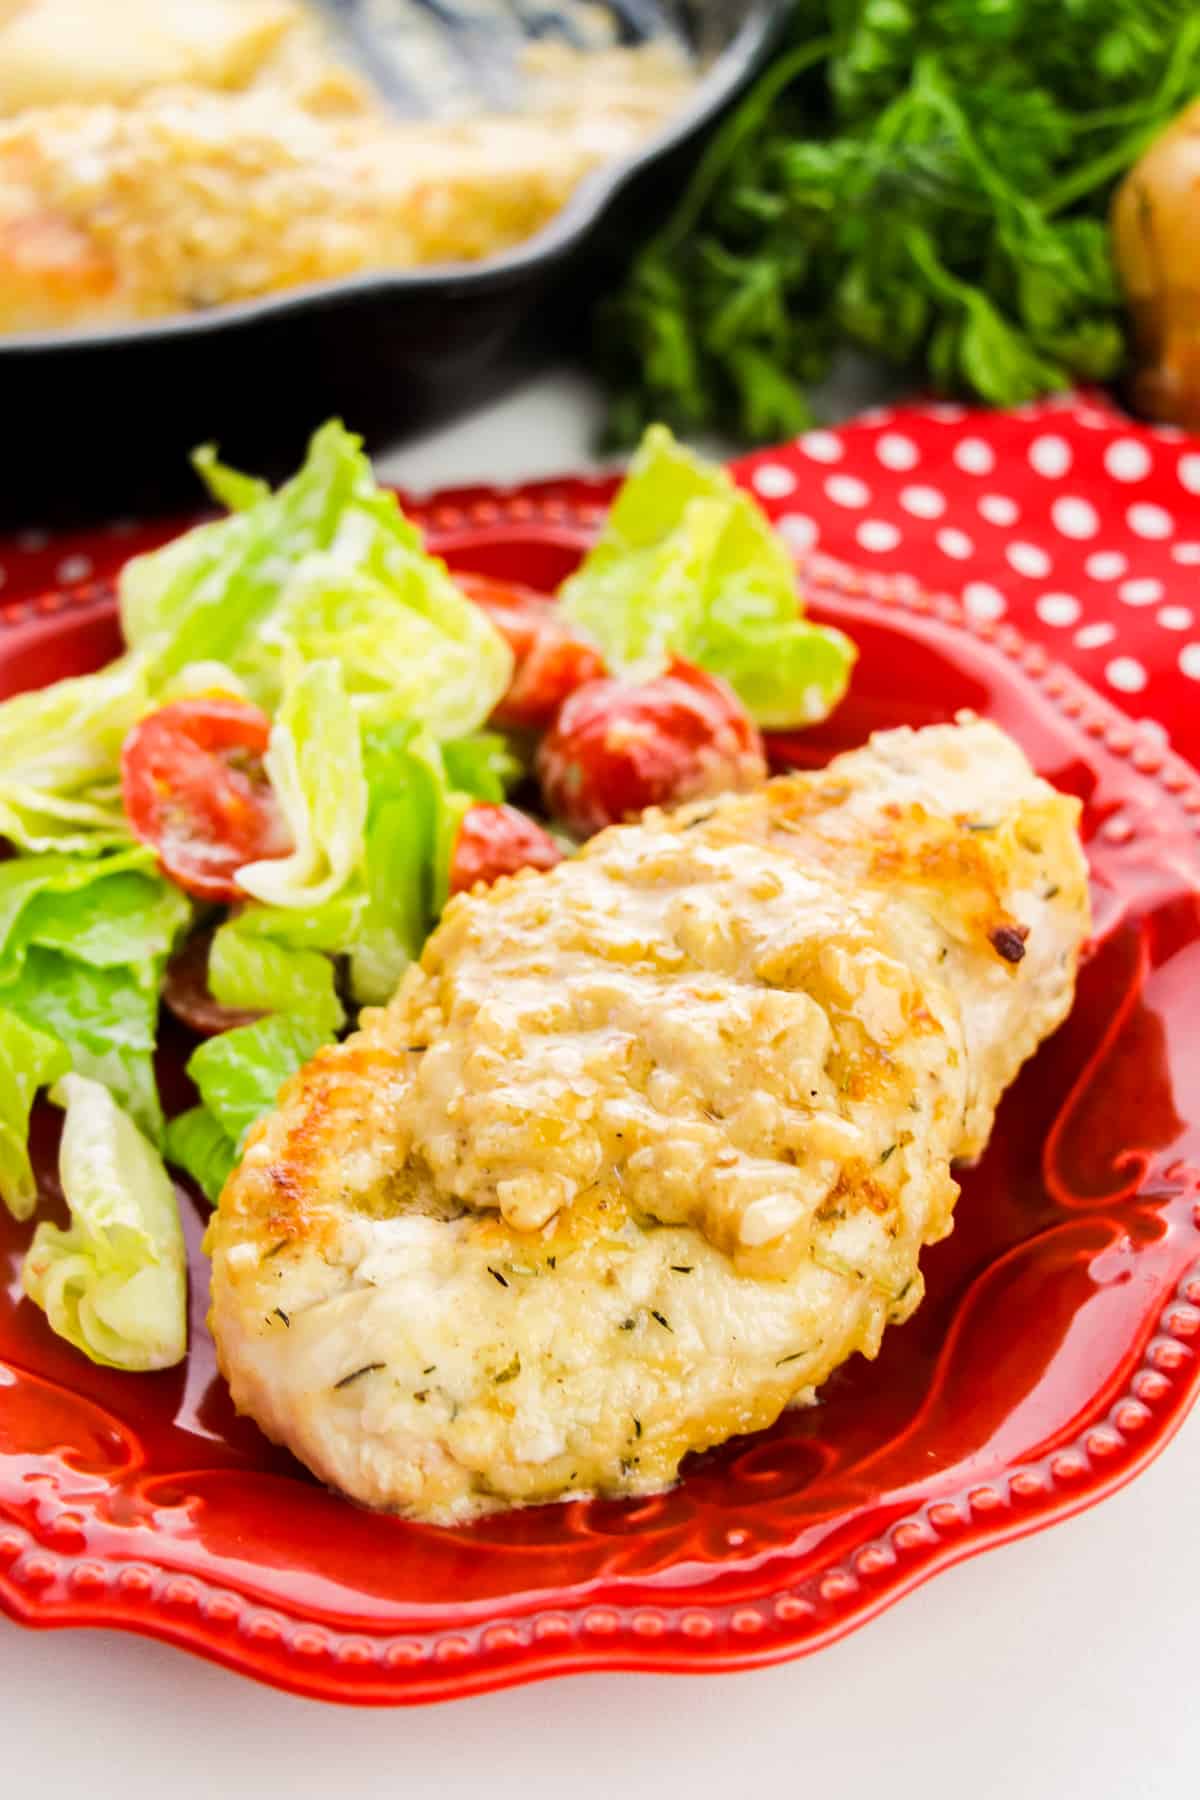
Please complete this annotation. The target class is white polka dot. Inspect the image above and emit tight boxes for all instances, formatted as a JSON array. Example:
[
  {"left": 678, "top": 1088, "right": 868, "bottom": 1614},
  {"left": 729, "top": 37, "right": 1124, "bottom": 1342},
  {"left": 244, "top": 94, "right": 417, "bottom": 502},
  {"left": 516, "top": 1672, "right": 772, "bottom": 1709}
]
[
  {"left": 16, "top": 529, "right": 48, "bottom": 552},
  {"left": 1117, "top": 578, "right": 1163, "bottom": 607},
  {"left": 1006, "top": 541, "right": 1052, "bottom": 578},
  {"left": 1153, "top": 424, "right": 1187, "bottom": 441},
  {"left": 1105, "top": 656, "right": 1148, "bottom": 694},
  {"left": 1136, "top": 718, "right": 1169, "bottom": 744},
  {"left": 978, "top": 494, "right": 1019, "bottom": 527},
  {"left": 777, "top": 513, "right": 818, "bottom": 553},
  {"left": 856, "top": 519, "right": 901, "bottom": 553},
  {"left": 1085, "top": 551, "right": 1128, "bottom": 581},
  {"left": 1178, "top": 453, "right": 1200, "bottom": 494},
  {"left": 1104, "top": 438, "right": 1152, "bottom": 482},
  {"left": 1179, "top": 643, "right": 1200, "bottom": 680},
  {"left": 1158, "top": 605, "right": 1193, "bottom": 631},
  {"left": 899, "top": 484, "right": 946, "bottom": 519},
  {"left": 1128, "top": 502, "right": 1174, "bottom": 539},
  {"left": 1036, "top": 593, "right": 1081, "bottom": 627},
  {"left": 875, "top": 433, "right": 920, "bottom": 471},
  {"left": 1172, "top": 542, "right": 1200, "bottom": 565},
  {"left": 858, "top": 407, "right": 894, "bottom": 427},
  {"left": 751, "top": 463, "right": 797, "bottom": 500},
  {"left": 936, "top": 527, "right": 974, "bottom": 560},
  {"left": 825, "top": 474, "right": 871, "bottom": 509},
  {"left": 1051, "top": 496, "right": 1099, "bottom": 540},
  {"left": 963, "top": 582, "right": 1007, "bottom": 621},
  {"left": 799, "top": 430, "right": 844, "bottom": 464},
  {"left": 55, "top": 553, "right": 93, "bottom": 584},
  {"left": 1075, "top": 622, "right": 1117, "bottom": 649},
  {"left": 954, "top": 437, "right": 995, "bottom": 476},
  {"left": 926, "top": 403, "right": 966, "bottom": 422},
  {"left": 1076, "top": 406, "right": 1116, "bottom": 429},
  {"left": 1028, "top": 434, "right": 1072, "bottom": 478}
]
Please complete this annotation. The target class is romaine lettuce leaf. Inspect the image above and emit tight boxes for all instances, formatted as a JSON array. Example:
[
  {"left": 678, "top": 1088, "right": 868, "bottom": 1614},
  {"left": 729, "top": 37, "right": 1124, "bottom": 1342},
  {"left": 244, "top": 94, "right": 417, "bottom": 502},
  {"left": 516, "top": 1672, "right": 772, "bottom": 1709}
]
[
  {"left": 558, "top": 425, "right": 856, "bottom": 728},
  {"left": 0, "top": 659, "right": 147, "bottom": 854},
  {"left": 347, "top": 723, "right": 469, "bottom": 1004},
  {"left": 441, "top": 732, "right": 521, "bottom": 805},
  {"left": 1, "top": 948, "right": 163, "bottom": 1142},
  {"left": 23, "top": 1074, "right": 187, "bottom": 1371},
  {"left": 0, "top": 847, "right": 152, "bottom": 961},
  {"left": 0, "top": 1008, "right": 69, "bottom": 1221},
  {"left": 0, "top": 852, "right": 190, "bottom": 1145},
  {"left": 186, "top": 1012, "right": 332, "bottom": 1149},
  {"left": 208, "top": 913, "right": 344, "bottom": 1037},
  {"left": 164, "top": 1105, "right": 239, "bottom": 1205},
  {"left": 235, "top": 553, "right": 512, "bottom": 739},
  {"left": 119, "top": 420, "right": 395, "bottom": 676},
  {"left": 235, "top": 658, "right": 366, "bottom": 909},
  {"left": 119, "top": 421, "right": 511, "bottom": 738},
  {"left": 191, "top": 443, "right": 270, "bottom": 514},
  {"left": 7, "top": 864, "right": 190, "bottom": 976},
  {"left": 350, "top": 789, "right": 435, "bottom": 1007}
]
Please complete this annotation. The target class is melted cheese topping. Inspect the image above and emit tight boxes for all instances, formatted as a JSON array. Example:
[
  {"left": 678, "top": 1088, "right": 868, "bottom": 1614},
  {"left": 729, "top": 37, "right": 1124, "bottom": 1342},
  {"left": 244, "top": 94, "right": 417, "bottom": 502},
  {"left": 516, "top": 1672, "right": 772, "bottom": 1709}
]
[{"left": 400, "top": 826, "right": 966, "bottom": 1286}]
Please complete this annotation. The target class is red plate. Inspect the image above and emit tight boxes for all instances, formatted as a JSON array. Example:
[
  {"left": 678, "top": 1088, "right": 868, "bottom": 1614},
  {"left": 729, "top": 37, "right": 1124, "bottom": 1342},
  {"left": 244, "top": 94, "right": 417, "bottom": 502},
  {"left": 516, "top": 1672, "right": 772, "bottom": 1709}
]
[{"left": 3, "top": 485, "right": 1200, "bottom": 1706}]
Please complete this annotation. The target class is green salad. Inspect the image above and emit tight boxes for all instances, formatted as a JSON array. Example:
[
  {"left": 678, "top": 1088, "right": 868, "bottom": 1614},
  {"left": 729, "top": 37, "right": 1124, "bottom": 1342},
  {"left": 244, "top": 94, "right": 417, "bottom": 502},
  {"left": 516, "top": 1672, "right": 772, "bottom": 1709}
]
[{"left": 1, "top": 420, "right": 855, "bottom": 1373}]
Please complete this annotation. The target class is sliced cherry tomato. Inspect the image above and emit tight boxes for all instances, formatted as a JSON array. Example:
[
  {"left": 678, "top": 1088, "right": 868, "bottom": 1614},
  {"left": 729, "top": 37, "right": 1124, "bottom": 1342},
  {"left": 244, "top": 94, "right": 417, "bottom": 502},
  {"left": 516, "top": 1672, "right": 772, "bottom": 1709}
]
[
  {"left": 162, "top": 930, "right": 265, "bottom": 1038},
  {"left": 121, "top": 696, "right": 291, "bottom": 902},
  {"left": 536, "top": 658, "right": 766, "bottom": 839},
  {"left": 449, "top": 803, "right": 563, "bottom": 895},
  {"left": 456, "top": 571, "right": 607, "bottom": 731}
]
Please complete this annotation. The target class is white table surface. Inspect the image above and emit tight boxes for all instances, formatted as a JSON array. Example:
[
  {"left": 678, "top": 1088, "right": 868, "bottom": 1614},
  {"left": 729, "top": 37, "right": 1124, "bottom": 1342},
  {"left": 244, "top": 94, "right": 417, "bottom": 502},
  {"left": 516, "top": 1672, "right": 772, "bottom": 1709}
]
[{"left": 4, "top": 368, "right": 1197, "bottom": 1800}]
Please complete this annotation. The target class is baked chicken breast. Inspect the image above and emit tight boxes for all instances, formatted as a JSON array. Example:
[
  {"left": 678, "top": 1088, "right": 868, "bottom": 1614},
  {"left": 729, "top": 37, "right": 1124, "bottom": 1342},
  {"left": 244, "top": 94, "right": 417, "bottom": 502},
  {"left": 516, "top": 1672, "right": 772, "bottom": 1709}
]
[{"left": 208, "top": 718, "right": 1090, "bottom": 1522}]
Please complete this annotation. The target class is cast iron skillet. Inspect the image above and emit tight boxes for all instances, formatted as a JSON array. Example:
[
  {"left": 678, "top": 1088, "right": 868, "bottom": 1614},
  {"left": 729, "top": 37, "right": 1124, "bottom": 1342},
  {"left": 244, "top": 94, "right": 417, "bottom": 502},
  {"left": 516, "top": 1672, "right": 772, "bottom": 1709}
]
[{"left": 0, "top": 1, "right": 780, "bottom": 526}]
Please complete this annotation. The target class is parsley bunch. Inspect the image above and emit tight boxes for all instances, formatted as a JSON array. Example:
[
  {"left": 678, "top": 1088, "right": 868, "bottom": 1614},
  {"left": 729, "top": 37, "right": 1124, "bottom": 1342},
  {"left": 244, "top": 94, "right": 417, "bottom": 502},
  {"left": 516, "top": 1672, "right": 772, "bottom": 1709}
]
[{"left": 598, "top": 0, "right": 1200, "bottom": 443}]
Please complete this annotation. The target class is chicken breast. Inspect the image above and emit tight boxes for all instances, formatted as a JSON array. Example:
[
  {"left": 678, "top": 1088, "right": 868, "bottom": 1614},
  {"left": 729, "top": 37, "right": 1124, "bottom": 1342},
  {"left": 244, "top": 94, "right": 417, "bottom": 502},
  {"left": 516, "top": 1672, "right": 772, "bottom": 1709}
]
[{"left": 207, "top": 718, "right": 1090, "bottom": 1523}]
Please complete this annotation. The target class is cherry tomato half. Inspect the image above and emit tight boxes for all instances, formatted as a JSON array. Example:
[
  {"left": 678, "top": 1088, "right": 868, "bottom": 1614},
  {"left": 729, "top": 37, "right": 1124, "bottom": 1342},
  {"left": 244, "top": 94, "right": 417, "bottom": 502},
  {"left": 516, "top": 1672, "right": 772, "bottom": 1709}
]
[
  {"left": 449, "top": 803, "right": 563, "bottom": 895},
  {"left": 536, "top": 658, "right": 766, "bottom": 839},
  {"left": 162, "top": 930, "right": 266, "bottom": 1038},
  {"left": 121, "top": 696, "right": 291, "bottom": 902},
  {"left": 456, "top": 572, "right": 607, "bottom": 731}
]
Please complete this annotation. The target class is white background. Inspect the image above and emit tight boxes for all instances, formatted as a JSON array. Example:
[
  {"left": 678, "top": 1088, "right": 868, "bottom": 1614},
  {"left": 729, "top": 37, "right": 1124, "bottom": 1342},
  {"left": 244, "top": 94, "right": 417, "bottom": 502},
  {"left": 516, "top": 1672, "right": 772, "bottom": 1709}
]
[{"left": 3, "top": 370, "right": 1196, "bottom": 1798}]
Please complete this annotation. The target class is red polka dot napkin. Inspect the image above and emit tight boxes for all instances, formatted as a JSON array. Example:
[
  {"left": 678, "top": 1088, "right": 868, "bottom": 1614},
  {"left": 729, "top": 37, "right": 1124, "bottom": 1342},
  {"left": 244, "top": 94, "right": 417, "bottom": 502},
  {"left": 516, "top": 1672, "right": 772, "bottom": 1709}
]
[{"left": 732, "top": 390, "right": 1200, "bottom": 765}]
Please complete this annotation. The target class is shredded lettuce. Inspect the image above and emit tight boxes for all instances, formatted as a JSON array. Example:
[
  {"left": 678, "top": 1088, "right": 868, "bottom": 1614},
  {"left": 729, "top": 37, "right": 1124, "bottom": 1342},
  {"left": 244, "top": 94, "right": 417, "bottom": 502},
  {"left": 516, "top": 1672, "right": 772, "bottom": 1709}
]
[
  {"left": 0, "top": 1009, "right": 70, "bottom": 1221},
  {"left": 22, "top": 1074, "right": 187, "bottom": 1371},
  {"left": 558, "top": 425, "right": 856, "bottom": 728}
]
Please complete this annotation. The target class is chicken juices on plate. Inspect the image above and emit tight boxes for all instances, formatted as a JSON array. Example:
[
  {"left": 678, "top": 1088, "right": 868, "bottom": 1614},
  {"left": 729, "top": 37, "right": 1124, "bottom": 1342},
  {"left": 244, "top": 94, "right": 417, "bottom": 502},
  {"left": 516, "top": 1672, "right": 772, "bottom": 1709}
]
[{"left": 207, "top": 718, "right": 1090, "bottom": 1522}]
